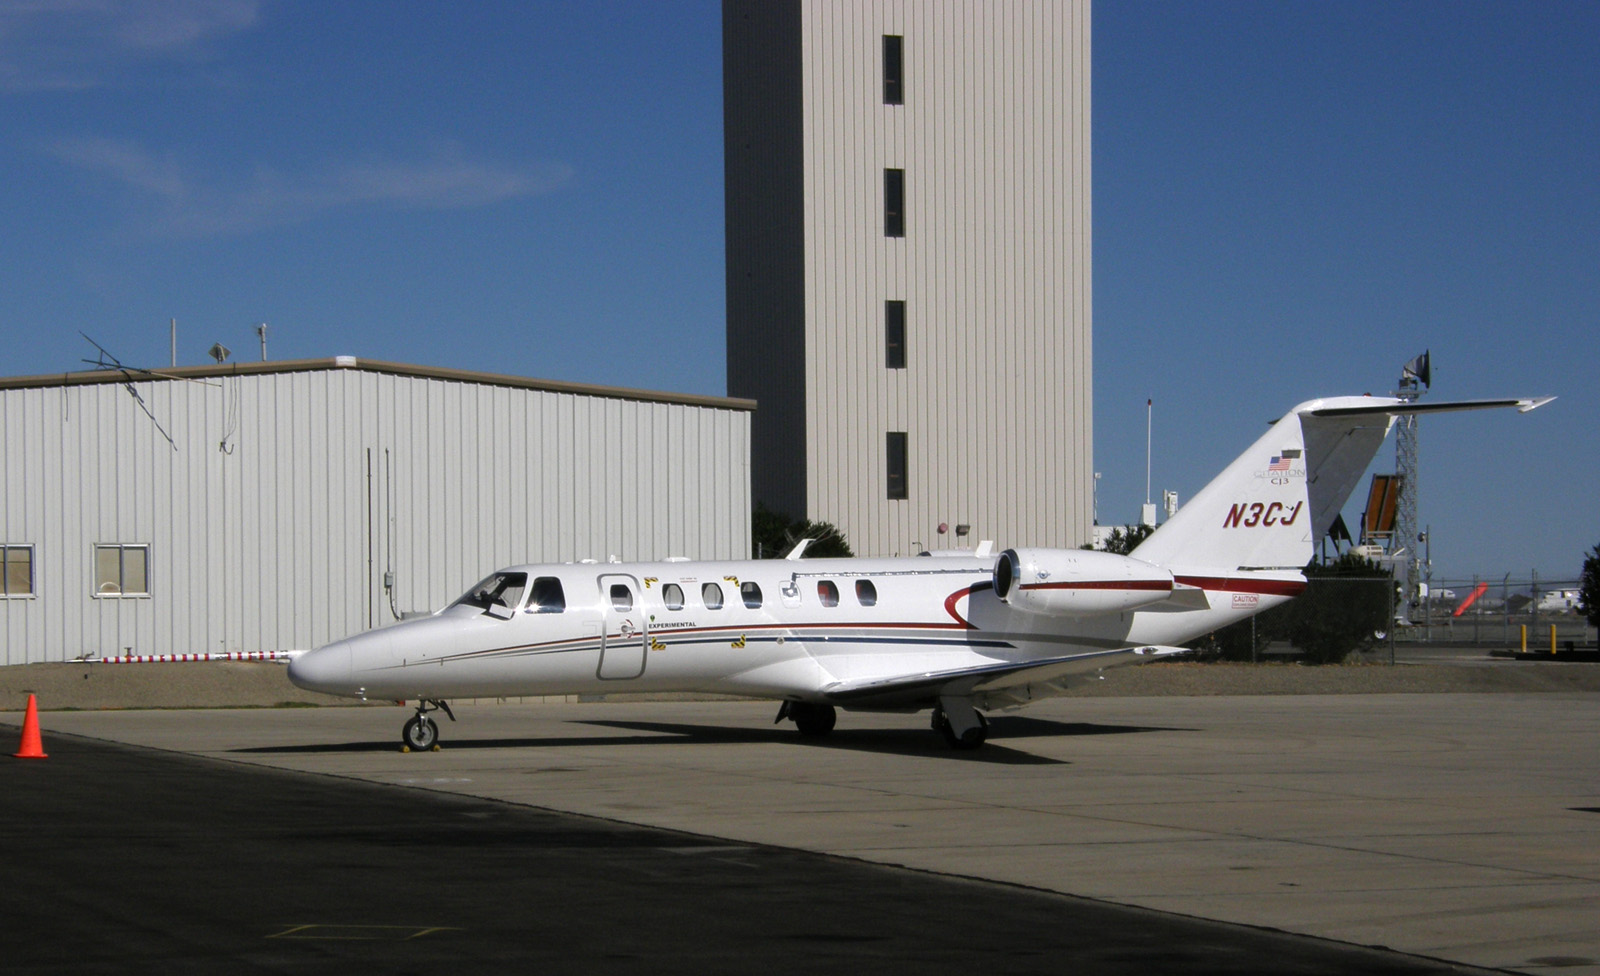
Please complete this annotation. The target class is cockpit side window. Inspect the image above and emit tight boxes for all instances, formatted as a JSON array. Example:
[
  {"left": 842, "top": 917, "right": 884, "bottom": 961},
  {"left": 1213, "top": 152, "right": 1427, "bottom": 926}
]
[
  {"left": 528, "top": 576, "right": 566, "bottom": 613},
  {"left": 453, "top": 571, "right": 529, "bottom": 612}
]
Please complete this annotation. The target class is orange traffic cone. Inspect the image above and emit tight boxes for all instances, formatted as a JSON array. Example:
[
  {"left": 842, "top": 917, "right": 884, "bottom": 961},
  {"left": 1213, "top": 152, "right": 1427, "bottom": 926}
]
[{"left": 13, "top": 693, "right": 47, "bottom": 759}]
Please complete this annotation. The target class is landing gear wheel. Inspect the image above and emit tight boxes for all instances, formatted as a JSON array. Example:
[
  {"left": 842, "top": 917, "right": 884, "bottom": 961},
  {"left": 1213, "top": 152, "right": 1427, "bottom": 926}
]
[
  {"left": 932, "top": 707, "right": 988, "bottom": 750},
  {"left": 791, "top": 702, "right": 837, "bottom": 737},
  {"left": 402, "top": 716, "right": 438, "bottom": 751}
]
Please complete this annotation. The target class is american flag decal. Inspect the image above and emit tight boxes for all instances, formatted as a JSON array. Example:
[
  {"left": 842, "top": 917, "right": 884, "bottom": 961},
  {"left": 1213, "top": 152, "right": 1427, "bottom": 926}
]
[{"left": 1267, "top": 455, "right": 1291, "bottom": 472}]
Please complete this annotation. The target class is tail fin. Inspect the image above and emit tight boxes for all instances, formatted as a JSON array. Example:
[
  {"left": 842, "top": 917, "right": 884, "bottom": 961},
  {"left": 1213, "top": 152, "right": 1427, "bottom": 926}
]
[{"left": 1131, "top": 395, "right": 1553, "bottom": 573}]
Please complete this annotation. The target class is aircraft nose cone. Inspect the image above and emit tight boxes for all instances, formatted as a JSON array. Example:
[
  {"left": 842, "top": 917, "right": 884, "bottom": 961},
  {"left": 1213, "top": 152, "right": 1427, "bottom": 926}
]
[{"left": 288, "top": 642, "right": 352, "bottom": 695}]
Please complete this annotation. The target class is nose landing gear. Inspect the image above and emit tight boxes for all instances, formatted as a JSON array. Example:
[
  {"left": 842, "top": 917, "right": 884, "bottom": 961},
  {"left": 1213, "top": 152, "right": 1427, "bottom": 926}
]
[{"left": 401, "top": 699, "right": 455, "bottom": 752}]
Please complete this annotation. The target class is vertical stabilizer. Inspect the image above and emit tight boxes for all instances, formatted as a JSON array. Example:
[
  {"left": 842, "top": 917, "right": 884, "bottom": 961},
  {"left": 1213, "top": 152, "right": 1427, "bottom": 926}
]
[{"left": 1130, "top": 395, "right": 1552, "bottom": 574}]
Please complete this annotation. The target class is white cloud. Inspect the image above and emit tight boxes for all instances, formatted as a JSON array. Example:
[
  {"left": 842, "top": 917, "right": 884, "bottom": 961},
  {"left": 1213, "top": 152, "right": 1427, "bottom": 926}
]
[
  {"left": 0, "top": 0, "right": 262, "bottom": 90},
  {"left": 47, "top": 136, "right": 574, "bottom": 236}
]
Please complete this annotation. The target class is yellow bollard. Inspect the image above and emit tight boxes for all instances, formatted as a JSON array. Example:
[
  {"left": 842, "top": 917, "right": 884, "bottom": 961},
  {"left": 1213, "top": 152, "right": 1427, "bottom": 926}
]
[
  {"left": 1551, "top": 624, "right": 1558, "bottom": 655},
  {"left": 1520, "top": 624, "right": 1527, "bottom": 654}
]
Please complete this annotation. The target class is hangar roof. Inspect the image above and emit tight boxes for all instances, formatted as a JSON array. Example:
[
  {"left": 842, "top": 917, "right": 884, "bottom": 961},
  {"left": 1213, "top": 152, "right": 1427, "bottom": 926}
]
[{"left": 0, "top": 356, "right": 755, "bottom": 412}]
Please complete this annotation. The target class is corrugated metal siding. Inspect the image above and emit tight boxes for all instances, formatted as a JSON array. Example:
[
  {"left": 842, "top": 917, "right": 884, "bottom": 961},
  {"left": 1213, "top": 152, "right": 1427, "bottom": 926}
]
[
  {"left": 728, "top": 0, "right": 1091, "bottom": 557},
  {"left": 0, "top": 367, "right": 751, "bottom": 663}
]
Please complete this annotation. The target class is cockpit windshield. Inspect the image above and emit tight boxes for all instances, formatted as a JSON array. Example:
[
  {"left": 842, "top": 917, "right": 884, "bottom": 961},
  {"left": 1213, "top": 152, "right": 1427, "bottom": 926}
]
[{"left": 451, "top": 572, "right": 529, "bottom": 613}]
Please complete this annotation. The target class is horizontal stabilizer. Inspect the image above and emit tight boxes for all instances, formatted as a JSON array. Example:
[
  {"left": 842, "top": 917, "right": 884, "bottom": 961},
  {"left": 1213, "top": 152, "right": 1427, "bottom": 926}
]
[
  {"left": 822, "top": 645, "right": 1189, "bottom": 711},
  {"left": 1306, "top": 396, "right": 1554, "bottom": 418}
]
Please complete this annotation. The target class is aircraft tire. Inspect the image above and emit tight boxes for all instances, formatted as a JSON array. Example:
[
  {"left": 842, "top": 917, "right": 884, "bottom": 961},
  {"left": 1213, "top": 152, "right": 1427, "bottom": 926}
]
[
  {"left": 792, "top": 703, "right": 837, "bottom": 737},
  {"left": 403, "top": 716, "right": 438, "bottom": 751}
]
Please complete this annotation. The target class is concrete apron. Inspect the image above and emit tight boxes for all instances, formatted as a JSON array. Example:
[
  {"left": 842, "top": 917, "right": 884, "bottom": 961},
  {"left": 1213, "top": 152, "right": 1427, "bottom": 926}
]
[{"left": 15, "top": 692, "right": 1600, "bottom": 976}]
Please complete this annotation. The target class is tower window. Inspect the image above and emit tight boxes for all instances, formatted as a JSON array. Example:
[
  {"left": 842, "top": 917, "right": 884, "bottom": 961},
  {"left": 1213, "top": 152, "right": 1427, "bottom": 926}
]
[
  {"left": 886, "top": 432, "right": 908, "bottom": 500},
  {"left": 883, "top": 35, "right": 903, "bottom": 105},
  {"left": 885, "top": 300, "right": 906, "bottom": 368},
  {"left": 884, "top": 169, "right": 905, "bottom": 238}
]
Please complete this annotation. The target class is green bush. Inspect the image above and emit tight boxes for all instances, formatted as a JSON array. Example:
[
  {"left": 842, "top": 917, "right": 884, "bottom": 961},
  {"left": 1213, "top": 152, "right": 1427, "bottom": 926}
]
[{"left": 1192, "top": 554, "right": 1392, "bottom": 665}]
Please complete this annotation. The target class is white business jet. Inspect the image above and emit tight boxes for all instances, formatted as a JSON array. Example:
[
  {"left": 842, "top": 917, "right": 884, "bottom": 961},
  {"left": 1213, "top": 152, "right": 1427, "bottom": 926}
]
[{"left": 289, "top": 394, "right": 1550, "bottom": 750}]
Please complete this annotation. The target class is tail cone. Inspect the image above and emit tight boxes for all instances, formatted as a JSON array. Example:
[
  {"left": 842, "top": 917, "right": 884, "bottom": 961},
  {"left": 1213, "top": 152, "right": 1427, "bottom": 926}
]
[{"left": 13, "top": 694, "right": 47, "bottom": 759}]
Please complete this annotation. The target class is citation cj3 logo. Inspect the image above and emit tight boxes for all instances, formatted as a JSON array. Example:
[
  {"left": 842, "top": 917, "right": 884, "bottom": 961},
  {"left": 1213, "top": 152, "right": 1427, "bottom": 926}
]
[{"left": 1254, "top": 449, "right": 1304, "bottom": 486}]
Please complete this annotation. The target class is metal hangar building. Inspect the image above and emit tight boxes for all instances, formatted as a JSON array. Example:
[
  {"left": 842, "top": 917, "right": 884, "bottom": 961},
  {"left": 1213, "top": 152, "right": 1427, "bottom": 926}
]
[
  {"left": 0, "top": 358, "right": 753, "bottom": 664},
  {"left": 724, "top": 0, "right": 1093, "bottom": 556}
]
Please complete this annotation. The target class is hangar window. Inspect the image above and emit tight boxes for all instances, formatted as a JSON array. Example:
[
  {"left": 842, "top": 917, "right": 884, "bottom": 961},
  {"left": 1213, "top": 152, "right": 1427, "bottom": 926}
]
[
  {"left": 93, "top": 544, "right": 148, "bottom": 597},
  {"left": 1, "top": 545, "right": 33, "bottom": 597},
  {"left": 817, "top": 580, "right": 840, "bottom": 607},
  {"left": 856, "top": 580, "right": 878, "bottom": 606},
  {"left": 740, "top": 581, "right": 763, "bottom": 609},
  {"left": 702, "top": 582, "right": 725, "bottom": 610},
  {"left": 528, "top": 577, "right": 566, "bottom": 613},
  {"left": 610, "top": 584, "right": 633, "bottom": 612},
  {"left": 663, "top": 583, "right": 685, "bottom": 611}
]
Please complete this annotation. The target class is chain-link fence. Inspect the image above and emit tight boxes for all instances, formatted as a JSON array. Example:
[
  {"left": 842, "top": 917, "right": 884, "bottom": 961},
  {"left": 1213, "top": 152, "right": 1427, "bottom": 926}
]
[{"left": 1399, "top": 574, "right": 1595, "bottom": 648}]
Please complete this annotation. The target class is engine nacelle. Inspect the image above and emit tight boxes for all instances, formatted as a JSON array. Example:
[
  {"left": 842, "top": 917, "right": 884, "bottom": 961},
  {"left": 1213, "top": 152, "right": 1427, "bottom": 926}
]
[{"left": 993, "top": 547, "right": 1174, "bottom": 617}]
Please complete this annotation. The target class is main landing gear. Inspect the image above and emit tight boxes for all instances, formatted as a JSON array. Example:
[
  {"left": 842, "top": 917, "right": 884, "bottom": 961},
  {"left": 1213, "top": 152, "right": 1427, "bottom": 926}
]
[
  {"left": 775, "top": 698, "right": 990, "bottom": 749},
  {"left": 932, "top": 698, "right": 989, "bottom": 750},
  {"left": 401, "top": 699, "right": 455, "bottom": 752},
  {"left": 774, "top": 700, "right": 837, "bottom": 737}
]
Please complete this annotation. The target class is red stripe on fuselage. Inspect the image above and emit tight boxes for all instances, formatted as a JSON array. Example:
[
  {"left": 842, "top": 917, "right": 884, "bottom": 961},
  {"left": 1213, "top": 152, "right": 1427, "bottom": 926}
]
[
  {"left": 1174, "top": 575, "right": 1307, "bottom": 597},
  {"left": 1017, "top": 580, "right": 1173, "bottom": 592}
]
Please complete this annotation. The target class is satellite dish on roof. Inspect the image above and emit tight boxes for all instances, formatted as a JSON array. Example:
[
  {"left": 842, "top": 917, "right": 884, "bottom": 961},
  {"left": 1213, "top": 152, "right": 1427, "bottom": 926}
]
[{"left": 208, "top": 343, "right": 231, "bottom": 364}]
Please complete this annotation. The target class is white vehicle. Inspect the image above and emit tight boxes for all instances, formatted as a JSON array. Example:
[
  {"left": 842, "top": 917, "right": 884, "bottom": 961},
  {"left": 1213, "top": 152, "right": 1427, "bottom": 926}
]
[{"left": 290, "top": 394, "right": 1550, "bottom": 750}]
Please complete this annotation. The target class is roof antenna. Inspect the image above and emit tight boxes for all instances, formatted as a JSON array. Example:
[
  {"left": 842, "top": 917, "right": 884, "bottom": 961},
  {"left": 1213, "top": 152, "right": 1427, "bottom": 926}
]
[{"left": 79, "top": 333, "right": 179, "bottom": 451}]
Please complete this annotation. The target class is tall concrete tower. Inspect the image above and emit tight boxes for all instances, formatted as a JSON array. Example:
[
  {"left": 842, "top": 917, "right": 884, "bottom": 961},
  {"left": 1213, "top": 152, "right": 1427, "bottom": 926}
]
[{"left": 725, "top": 0, "right": 1092, "bottom": 556}]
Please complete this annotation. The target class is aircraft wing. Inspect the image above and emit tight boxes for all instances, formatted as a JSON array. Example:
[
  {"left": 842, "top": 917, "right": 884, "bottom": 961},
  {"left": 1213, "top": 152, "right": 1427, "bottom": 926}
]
[{"left": 819, "top": 645, "right": 1189, "bottom": 711}]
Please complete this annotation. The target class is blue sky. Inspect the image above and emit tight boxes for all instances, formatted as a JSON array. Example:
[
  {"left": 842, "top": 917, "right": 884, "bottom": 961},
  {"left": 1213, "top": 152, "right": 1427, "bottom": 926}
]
[{"left": 1, "top": 1, "right": 1593, "bottom": 580}]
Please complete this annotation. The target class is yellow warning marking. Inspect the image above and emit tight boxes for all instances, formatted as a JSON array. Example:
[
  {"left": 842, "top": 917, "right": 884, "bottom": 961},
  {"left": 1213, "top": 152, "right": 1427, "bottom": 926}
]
[
  {"left": 724, "top": 575, "right": 739, "bottom": 585},
  {"left": 731, "top": 635, "right": 746, "bottom": 648},
  {"left": 268, "top": 924, "right": 459, "bottom": 941},
  {"left": 650, "top": 637, "right": 666, "bottom": 651},
  {"left": 643, "top": 576, "right": 658, "bottom": 589}
]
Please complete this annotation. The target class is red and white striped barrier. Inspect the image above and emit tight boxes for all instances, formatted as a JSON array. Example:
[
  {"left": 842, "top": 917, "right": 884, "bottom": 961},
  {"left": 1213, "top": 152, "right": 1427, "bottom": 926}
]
[{"left": 82, "top": 650, "right": 304, "bottom": 665}]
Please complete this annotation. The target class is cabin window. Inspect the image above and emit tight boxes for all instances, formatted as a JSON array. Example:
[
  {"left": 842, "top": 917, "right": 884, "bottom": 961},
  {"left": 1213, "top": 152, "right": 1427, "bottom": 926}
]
[
  {"left": 702, "top": 582, "right": 724, "bottom": 610},
  {"left": 453, "top": 571, "right": 528, "bottom": 612},
  {"left": 856, "top": 580, "right": 878, "bottom": 607},
  {"left": 529, "top": 577, "right": 566, "bottom": 613},
  {"left": 663, "top": 583, "right": 685, "bottom": 611},
  {"left": 2, "top": 545, "right": 33, "bottom": 596},
  {"left": 818, "top": 580, "right": 840, "bottom": 608},
  {"left": 609, "top": 584, "right": 633, "bottom": 612},
  {"left": 741, "top": 581, "right": 763, "bottom": 609}
]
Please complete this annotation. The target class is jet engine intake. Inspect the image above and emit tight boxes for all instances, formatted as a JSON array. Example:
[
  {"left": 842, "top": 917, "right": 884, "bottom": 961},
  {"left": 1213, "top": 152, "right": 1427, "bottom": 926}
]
[{"left": 993, "top": 548, "right": 1174, "bottom": 617}]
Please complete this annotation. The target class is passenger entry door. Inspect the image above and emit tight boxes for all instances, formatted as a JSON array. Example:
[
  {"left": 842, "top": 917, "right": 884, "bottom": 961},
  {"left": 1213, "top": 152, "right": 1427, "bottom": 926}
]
[{"left": 597, "top": 574, "right": 646, "bottom": 679}]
